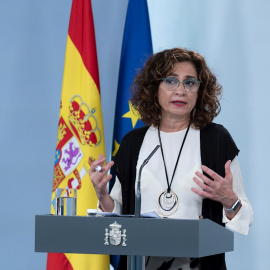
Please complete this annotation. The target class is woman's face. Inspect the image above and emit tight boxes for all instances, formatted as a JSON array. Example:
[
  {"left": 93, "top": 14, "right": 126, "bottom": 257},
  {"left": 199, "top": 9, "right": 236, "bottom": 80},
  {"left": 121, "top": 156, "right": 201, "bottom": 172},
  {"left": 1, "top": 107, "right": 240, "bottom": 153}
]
[{"left": 157, "top": 61, "right": 198, "bottom": 124}]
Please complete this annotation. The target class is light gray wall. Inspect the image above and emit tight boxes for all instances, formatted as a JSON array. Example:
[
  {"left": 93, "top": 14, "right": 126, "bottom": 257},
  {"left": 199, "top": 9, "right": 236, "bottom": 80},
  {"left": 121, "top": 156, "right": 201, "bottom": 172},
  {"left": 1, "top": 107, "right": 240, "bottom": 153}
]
[{"left": 0, "top": 0, "right": 268, "bottom": 269}]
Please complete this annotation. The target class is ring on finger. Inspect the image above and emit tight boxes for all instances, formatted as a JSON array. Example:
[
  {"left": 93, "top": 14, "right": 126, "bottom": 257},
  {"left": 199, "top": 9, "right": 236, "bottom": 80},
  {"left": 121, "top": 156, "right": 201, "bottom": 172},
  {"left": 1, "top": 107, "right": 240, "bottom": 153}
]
[{"left": 95, "top": 165, "right": 102, "bottom": 172}]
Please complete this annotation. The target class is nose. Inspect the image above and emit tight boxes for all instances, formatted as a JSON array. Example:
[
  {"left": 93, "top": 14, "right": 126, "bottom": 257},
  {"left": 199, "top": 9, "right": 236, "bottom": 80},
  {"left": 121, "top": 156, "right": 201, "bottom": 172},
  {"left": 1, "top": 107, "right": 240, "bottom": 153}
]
[{"left": 175, "top": 82, "right": 186, "bottom": 95}]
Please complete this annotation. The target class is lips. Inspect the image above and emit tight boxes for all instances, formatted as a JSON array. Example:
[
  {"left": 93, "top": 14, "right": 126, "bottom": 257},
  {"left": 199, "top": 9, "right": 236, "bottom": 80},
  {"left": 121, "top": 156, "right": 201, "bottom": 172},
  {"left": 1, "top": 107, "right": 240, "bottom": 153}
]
[{"left": 171, "top": 100, "right": 187, "bottom": 105}]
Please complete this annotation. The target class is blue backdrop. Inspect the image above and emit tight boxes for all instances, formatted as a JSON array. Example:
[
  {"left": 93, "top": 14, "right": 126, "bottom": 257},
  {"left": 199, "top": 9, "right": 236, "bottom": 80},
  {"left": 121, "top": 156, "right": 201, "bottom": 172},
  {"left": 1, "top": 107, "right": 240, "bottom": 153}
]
[{"left": 0, "top": 0, "right": 268, "bottom": 269}]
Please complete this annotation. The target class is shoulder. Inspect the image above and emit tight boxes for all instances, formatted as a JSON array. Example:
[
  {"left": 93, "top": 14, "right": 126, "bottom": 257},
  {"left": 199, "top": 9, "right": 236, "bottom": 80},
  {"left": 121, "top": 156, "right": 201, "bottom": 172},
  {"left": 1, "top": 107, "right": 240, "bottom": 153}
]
[
  {"left": 201, "top": 122, "right": 229, "bottom": 136},
  {"left": 201, "top": 122, "right": 237, "bottom": 142},
  {"left": 113, "top": 126, "right": 150, "bottom": 180},
  {"left": 114, "top": 126, "right": 149, "bottom": 162},
  {"left": 121, "top": 126, "right": 149, "bottom": 144},
  {"left": 201, "top": 122, "right": 239, "bottom": 155}
]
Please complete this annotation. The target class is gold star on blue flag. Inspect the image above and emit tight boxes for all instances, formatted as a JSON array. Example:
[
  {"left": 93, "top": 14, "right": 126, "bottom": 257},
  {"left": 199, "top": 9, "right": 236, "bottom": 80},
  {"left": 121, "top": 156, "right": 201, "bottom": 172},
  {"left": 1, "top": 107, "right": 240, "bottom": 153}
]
[{"left": 122, "top": 101, "right": 141, "bottom": 128}]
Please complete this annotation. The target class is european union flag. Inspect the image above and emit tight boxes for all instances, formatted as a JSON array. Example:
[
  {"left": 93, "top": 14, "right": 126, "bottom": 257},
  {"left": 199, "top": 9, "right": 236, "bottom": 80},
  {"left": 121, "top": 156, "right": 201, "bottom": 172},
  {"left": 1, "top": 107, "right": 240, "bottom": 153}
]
[
  {"left": 110, "top": 0, "right": 152, "bottom": 268},
  {"left": 111, "top": 0, "right": 153, "bottom": 160}
]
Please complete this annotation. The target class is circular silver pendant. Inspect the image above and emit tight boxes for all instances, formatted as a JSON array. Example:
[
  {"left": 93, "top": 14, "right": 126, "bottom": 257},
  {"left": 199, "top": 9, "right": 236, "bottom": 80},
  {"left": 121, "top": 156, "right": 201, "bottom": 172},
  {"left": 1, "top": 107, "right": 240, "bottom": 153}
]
[{"left": 157, "top": 190, "right": 178, "bottom": 217}]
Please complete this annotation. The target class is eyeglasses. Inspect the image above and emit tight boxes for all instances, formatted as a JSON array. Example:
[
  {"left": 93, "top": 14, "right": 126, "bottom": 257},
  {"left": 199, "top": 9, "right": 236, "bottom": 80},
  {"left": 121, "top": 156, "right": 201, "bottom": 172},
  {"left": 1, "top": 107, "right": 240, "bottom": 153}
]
[{"left": 161, "top": 77, "right": 201, "bottom": 93}]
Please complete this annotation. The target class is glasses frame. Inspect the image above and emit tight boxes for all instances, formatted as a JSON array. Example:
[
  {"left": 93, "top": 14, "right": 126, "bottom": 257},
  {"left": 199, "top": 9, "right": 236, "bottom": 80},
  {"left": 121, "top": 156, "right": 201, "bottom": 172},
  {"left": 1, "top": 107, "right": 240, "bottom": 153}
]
[{"left": 161, "top": 77, "right": 201, "bottom": 93}]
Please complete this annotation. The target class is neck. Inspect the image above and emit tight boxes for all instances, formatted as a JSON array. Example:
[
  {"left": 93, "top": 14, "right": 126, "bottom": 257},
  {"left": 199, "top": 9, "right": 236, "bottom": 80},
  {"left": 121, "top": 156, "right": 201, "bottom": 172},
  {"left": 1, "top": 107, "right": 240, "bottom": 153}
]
[{"left": 159, "top": 117, "right": 190, "bottom": 132}]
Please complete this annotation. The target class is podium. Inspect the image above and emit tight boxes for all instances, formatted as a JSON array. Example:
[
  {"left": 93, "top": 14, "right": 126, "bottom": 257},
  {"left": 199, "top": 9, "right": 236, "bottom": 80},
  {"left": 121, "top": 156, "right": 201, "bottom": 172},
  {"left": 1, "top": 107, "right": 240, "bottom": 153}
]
[{"left": 35, "top": 215, "right": 233, "bottom": 269}]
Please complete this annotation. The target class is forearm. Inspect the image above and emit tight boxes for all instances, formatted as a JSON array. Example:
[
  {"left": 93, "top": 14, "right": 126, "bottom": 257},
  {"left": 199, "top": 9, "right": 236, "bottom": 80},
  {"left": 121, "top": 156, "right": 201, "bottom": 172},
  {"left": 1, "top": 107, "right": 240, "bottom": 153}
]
[
  {"left": 222, "top": 157, "right": 253, "bottom": 234},
  {"left": 98, "top": 194, "right": 115, "bottom": 212}
]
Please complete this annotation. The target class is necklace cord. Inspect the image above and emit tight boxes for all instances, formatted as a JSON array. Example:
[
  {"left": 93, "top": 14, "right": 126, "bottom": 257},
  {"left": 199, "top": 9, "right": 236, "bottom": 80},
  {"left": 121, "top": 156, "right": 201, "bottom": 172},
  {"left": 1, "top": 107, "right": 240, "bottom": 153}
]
[{"left": 158, "top": 123, "right": 191, "bottom": 193}]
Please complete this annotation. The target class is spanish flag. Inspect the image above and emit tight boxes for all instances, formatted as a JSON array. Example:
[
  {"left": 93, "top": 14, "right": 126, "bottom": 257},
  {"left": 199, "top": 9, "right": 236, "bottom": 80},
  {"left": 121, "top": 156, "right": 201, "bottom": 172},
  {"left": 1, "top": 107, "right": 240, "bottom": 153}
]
[{"left": 46, "top": 0, "right": 109, "bottom": 269}]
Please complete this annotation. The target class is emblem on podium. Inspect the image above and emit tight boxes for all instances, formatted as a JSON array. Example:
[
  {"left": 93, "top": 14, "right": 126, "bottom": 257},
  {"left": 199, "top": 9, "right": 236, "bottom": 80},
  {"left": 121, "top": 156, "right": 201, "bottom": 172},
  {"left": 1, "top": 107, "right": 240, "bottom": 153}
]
[{"left": 104, "top": 221, "right": 127, "bottom": 246}]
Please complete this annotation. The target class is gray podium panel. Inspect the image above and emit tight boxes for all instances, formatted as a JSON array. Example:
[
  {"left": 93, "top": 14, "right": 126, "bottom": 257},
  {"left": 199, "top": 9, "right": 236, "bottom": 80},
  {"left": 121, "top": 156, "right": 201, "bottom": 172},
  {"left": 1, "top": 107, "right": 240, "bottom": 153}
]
[{"left": 35, "top": 215, "right": 233, "bottom": 258}]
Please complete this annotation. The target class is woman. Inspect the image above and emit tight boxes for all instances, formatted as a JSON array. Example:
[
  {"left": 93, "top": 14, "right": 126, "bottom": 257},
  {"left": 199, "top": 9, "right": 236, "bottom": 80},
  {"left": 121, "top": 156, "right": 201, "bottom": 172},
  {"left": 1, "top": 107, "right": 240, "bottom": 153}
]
[{"left": 89, "top": 48, "right": 253, "bottom": 270}]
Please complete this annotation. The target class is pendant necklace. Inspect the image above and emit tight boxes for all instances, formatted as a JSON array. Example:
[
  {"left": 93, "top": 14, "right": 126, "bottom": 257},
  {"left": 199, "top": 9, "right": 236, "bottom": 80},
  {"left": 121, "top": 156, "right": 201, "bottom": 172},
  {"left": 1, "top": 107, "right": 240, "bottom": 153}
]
[{"left": 157, "top": 122, "right": 191, "bottom": 216}]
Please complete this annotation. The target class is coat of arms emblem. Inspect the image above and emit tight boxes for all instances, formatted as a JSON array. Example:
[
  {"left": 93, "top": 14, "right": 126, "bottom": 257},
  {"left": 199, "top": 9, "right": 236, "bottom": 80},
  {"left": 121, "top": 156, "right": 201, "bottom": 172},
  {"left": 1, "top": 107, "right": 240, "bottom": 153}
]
[{"left": 104, "top": 221, "right": 127, "bottom": 246}]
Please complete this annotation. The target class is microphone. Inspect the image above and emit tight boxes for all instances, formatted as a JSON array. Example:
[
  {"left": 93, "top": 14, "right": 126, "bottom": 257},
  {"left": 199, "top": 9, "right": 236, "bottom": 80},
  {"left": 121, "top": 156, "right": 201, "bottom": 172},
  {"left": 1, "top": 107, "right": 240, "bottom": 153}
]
[{"left": 134, "top": 145, "right": 160, "bottom": 218}]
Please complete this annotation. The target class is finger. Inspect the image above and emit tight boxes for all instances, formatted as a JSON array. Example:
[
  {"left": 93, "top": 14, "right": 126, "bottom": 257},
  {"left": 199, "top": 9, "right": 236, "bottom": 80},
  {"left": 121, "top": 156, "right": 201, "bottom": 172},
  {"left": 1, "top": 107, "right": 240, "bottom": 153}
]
[
  {"left": 195, "top": 171, "right": 214, "bottom": 186},
  {"left": 90, "top": 156, "right": 106, "bottom": 172},
  {"left": 101, "top": 161, "right": 114, "bottom": 174},
  {"left": 225, "top": 160, "right": 232, "bottom": 180},
  {"left": 98, "top": 153, "right": 104, "bottom": 159},
  {"left": 98, "top": 173, "right": 113, "bottom": 187},
  {"left": 91, "top": 174, "right": 113, "bottom": 198},
  {"left": 90, "top": 164, "right": 113, "bottom": 184},
  {"left": 94, "top": 161, "right": 114, "bottom": 178},
  {"left": 201, "top": 165, "right": 223, "bottom": 182},
  {"left": 193, "top": 177, "right": 213, "bottom": 193},
  {"left": 191, "top": 187, "right": 211, "bottom": 199},
  {"left": 95, "top": 154, "right": 106, "bottom": 166}
]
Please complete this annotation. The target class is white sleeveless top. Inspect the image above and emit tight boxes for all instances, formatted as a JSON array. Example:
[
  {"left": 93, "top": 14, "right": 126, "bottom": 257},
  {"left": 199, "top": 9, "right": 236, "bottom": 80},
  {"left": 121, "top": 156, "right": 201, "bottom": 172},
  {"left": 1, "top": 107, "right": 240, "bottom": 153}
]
[{"left": 135, "top": 125, "right": 203, "bottom": 219}]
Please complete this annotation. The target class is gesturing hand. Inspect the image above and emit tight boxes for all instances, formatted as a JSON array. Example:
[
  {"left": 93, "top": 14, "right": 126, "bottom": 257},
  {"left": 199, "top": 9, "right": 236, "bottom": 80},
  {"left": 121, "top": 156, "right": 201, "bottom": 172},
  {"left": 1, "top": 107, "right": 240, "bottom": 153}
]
[
  {"left": 191, "top": 160, "right": 238, "bottom": 209},
  {"left": 89, "top": 154, "right": 114, "bottom": 201}
]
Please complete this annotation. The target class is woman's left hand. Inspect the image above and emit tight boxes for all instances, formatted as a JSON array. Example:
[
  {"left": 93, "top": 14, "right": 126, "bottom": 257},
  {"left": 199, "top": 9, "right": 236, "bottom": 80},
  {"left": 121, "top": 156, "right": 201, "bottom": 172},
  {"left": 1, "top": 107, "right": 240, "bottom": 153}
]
[{"left": 191, "top": 160, "right": 238, "bottom": 209}]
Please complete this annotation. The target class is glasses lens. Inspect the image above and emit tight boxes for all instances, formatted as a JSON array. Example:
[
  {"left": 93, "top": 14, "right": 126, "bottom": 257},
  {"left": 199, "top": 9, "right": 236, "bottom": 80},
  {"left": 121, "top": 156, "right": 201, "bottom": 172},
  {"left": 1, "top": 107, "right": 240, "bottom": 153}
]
[
  {"left": 162, "top": 77, "right": 179, "bottom": 91},
  {"left": 183, "top": 79, "right": 200, "bottom": 92}
]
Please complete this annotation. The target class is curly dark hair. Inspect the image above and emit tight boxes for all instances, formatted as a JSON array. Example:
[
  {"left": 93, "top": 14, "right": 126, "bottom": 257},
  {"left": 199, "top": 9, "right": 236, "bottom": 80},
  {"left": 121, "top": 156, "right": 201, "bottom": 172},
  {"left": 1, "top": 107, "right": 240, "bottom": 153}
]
[{"left": 130, "top": 48, "right": 222, "bottom": 129}]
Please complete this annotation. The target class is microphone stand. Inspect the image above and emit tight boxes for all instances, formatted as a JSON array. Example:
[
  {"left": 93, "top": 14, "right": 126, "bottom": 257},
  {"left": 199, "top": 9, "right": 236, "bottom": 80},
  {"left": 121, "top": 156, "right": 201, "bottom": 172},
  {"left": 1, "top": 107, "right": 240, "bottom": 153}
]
[
  {"left": 131, "top": 145, "right": 160, "bottom": 270},
  {"left": 134, "top": 145, "right": 160, "bottom": 218}
]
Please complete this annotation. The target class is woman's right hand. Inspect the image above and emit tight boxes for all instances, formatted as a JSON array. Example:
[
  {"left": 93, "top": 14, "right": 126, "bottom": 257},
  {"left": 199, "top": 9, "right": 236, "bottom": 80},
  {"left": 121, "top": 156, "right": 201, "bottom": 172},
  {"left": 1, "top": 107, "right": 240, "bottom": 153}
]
[{"left": 89, "top": 154, "right": 115, "bottom": 212}]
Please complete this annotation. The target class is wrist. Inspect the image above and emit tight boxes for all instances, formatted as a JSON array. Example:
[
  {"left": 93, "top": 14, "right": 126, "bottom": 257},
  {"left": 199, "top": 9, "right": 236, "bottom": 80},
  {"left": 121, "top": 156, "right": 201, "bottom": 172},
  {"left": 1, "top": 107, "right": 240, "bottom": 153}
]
[
  {"left": 99, "top": 194, "right": 114, "bottom": 212},
  {"left": 222, "top": 193, "right": 238, "bottom": 209},
  {"left": 97, "top": 190, "right": 110, "bottom": 202},
  {"left": 224, "top": 197, "right": 241, "bottom": 213}
]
